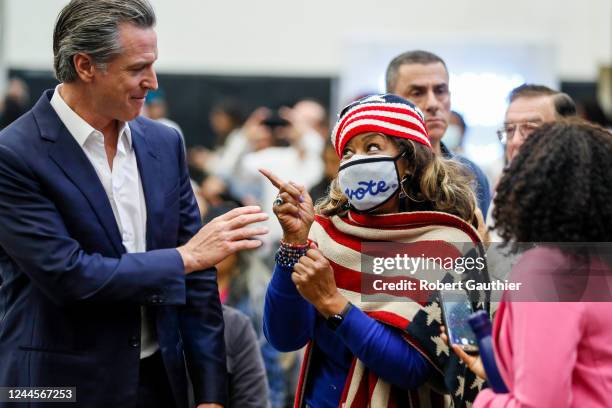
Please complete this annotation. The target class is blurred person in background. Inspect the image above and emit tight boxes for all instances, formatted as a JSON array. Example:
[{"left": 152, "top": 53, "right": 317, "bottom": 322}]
[
  {"left": 196, "top": 186, "right": 271, "bottom": 407},
  {"left": 188, "top": 99, "right": 246, "bottom": 177},
  {"left": 215, "top": 248, "right": 294, "bottom": 408},
  {"left": 193, "top": 199, "right": 298, "bottom": 408},
  {"left": 190, "top": 98, "right": 328, "bottom": 219},
  {"left": 309, "top": 142, "right": 340, "bottom": 204},
  {"left": 290, "top": 98, "right": 329, "bottom": 148},
  {"left": 222, "top": 304, "right": 270, "bottom": 408},
  {"left": 443, "top": 110, "right": 467, "bottom": 154},
  {"left": 498, "top": 84, "right": 576, "bottom": 164},
  {"left": 210, "top": 99, "right": 247, "bottom": 148},
  {"left": 236, "top": 100, "right": 326, "bottom": 251},
  {"left": 485, "top": 84, "right": 576, "bottom": 282},
  {"left": 189, "top": 105, "right": 273, "bottom": 208},
  {"left": 449, "top": 119, "right": 612, "bottom": 408},
  {"left": 143, "top": 89, "right": 184, "bottom": 136},
  {"left": 386, "top": 50, "right": 491, "bottom": 218},
  {"left": 487, "top": 84, "right": 576, "bottom": 241},
  {"left": 0, "top": 78, "right": 30, "bottom": 129}
]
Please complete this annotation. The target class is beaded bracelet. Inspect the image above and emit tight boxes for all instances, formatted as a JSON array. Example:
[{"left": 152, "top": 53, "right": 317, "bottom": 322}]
[{"left": 275, "top": 240, "right": 309, "bottom": 267}]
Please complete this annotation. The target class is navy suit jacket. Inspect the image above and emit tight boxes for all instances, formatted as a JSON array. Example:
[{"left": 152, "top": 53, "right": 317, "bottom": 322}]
[{"left": 0, "top": 90, "right": 227, "bottom": 407}]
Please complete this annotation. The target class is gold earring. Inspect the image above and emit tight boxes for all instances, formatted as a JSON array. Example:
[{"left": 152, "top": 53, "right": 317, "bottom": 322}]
[{"left": 400, "top": 177, "right": 425, "bottom": 203}]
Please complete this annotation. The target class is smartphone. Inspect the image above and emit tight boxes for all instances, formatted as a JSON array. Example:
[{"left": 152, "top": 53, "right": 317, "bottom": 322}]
[{"left": 439, "top": 290, "right": 479, "bottom": 354}]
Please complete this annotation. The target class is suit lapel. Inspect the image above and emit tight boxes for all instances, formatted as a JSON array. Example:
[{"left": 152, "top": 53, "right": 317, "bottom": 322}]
[
  {"left": 130, "top": 120, "right": 163, "bottom": 251},
  {"left": 44, "top": 118, "right": 126, "bottom": 256},
  {"left": 34, "top": 90, "right": 164, "bottom": 254}
]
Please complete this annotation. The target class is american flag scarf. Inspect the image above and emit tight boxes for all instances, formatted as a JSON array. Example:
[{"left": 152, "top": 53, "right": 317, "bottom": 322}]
[{"left": 294, "top": 210, "right": 490, "bottom": 408}]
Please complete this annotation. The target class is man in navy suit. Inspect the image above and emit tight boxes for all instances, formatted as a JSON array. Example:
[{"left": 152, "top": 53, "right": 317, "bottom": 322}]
[{"left": 0, "top": 1, "right": 268, "bottom": 407}]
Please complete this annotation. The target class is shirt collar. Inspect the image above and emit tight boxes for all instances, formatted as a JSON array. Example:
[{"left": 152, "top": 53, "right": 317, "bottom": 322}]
[
  {"left": 117, "top": 122, "right": 133, "bottom": 155},
  {"left": 439, "top": 141, "right": 453, "bottom": 159},
  {"left": 50, "top": 84, "right": 132, "bottom": 151}
]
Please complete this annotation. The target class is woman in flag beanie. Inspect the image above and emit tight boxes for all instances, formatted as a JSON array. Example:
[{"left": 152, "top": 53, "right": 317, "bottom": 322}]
[{"left": 261, "top": 94, "right": 488, "bottom": 408}]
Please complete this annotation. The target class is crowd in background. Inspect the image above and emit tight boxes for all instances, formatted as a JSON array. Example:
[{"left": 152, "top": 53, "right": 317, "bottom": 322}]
[{"left": 1, "top": 59, "right": 612, "bottom": 408}]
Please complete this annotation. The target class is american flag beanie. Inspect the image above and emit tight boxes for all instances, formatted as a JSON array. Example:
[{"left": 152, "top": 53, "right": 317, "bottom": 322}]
[{"left": 331, "top": 93, "right": 431, "bottom": 157}]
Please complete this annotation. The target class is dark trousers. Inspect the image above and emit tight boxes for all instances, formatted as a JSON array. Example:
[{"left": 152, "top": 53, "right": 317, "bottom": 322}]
[{"left": 137, "top": 352, "right": 176, "bottom": 408}]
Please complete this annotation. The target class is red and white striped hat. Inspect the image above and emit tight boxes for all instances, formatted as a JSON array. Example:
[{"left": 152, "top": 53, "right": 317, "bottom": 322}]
[{"left": 331, "top": 93, "right": 430, "bottom": 157}]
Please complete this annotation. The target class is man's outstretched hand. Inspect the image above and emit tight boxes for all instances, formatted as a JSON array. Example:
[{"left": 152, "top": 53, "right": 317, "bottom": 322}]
[{"left": 177, "top": 206, "right": 269, "bottom": 273}]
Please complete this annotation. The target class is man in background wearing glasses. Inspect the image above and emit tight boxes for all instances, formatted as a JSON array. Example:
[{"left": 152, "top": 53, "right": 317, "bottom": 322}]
[
  {"left": 486, "top": 84, "right": 576, "bottom": 281},
  {"left": 497, "top": 84, "right": 577, "bottom": 163}
]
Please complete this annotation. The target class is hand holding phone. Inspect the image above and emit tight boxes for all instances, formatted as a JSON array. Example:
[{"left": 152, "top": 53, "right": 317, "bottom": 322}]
[
  {"left": 440, "top": 290, "right": 479, "bottom": 354},
  {"left": 440, "top": 325, "right": 486, "bottom": 380}
]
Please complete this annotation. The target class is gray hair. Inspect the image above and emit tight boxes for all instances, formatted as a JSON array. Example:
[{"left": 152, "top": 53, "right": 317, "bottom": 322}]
[
  {"left": 53, "top": 0, "right": 156, "bottom": 83},
  {"left": 385, "top": 50, "right": 448, "bottom": 93}
]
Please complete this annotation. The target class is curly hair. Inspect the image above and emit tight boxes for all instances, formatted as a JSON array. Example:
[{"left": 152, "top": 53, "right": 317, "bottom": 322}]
[
  {"left": 493, "top": 118, "right": 612, "bottom": 243},
  {"left": 315, "top": 136, "right": 478, "bottom": 226}
]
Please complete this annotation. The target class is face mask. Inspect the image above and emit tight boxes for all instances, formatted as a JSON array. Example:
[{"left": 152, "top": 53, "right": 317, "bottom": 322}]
[
  {"left": 338, "top": 152, "right": 404, "bottom": 212},
  {"left": 443, "top": 125, "right": 463, "bottom": 151}
]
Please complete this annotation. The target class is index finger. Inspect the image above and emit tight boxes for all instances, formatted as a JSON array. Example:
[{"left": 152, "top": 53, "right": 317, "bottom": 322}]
[
  {"left": 259, "top": 169, "right": 303, "bottom": 201},
  {"left": 258, "top": 168, "right": 284, "bottom": 189}
]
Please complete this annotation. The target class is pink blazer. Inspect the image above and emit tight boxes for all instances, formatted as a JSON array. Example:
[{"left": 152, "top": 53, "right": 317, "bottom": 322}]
[{"left": 475, "top": 247, "right": 612, "bottom": 407}]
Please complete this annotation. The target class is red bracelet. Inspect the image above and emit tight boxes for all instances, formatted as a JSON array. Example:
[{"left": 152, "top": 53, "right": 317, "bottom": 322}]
[{"left": 279, "top": 239, "right": 309, "bottom": 249}]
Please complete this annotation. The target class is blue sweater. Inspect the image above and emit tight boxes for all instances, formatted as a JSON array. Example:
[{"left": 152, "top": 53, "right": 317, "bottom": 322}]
[{"left": 263, "top": 264, "right": 432, "bottom": 408}]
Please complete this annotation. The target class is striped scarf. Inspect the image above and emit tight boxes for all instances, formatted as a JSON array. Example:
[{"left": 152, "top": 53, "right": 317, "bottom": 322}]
[{"left": 294, "top": 210, "right": 489, "bottom": 408}]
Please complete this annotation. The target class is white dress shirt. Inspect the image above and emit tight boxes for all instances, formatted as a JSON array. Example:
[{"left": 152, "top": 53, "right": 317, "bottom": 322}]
[{"left": 50, "top": 84, "right": 157, "bottom": 359}]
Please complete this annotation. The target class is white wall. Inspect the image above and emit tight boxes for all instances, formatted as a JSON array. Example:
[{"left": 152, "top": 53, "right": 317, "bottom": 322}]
[{"left": 2, "top": 0, "right": 611, "bottom": 80}]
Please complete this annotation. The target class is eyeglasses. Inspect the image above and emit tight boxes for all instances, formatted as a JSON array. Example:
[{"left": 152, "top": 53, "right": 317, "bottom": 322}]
[{"left": 496, "top": 122, "right": 541, "bottom": 144}]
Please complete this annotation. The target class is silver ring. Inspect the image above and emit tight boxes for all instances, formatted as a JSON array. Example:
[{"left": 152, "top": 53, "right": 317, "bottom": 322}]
[{"left": 273, "top": 196, "right": 284, "bottom": 206}]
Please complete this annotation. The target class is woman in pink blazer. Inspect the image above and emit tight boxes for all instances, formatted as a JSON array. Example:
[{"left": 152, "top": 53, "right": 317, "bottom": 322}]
[{"left": 450, "top": 119, "right": 612, "bottom": 407}]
